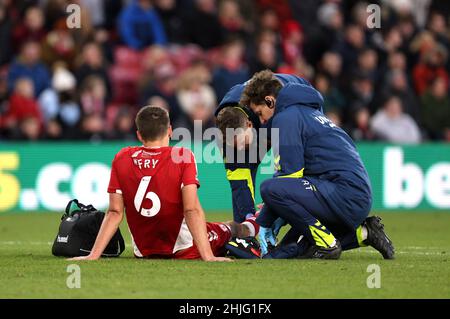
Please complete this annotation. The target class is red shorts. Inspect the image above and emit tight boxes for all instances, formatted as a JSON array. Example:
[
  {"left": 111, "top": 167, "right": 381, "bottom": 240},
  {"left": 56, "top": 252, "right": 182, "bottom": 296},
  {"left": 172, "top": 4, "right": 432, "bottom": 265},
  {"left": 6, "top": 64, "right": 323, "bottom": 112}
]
[{"left": 174, "top": 222, "right": 232, "bottom": 259}]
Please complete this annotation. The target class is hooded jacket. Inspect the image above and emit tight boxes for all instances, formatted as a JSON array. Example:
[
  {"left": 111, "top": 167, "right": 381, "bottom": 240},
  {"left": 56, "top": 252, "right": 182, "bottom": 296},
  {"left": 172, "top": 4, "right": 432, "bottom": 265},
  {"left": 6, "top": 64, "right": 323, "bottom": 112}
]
[{"left": 266, "top": 83, "right": 373, "bottom": 228}]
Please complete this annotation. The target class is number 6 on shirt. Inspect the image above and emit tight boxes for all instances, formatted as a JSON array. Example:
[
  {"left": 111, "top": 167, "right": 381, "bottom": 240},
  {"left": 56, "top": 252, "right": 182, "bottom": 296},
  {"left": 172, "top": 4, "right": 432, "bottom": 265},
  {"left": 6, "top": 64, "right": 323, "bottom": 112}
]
[{"left": 134, "top": 176, "right": 161, "bottom": 217}]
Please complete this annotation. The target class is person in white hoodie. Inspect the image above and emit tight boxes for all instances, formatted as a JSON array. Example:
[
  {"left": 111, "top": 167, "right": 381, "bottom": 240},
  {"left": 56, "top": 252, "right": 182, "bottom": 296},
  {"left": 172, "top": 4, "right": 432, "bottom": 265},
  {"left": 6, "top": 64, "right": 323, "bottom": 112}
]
[{"left": 370, "top": 95, "right": 421, "bottom": 144}]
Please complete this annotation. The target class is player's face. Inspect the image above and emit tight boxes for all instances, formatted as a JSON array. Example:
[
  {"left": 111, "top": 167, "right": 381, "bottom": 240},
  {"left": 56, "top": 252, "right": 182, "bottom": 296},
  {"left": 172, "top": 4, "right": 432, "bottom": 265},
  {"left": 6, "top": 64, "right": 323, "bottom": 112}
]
[{"left": 250, "top": 102, "right": 275, "bottom": 125}]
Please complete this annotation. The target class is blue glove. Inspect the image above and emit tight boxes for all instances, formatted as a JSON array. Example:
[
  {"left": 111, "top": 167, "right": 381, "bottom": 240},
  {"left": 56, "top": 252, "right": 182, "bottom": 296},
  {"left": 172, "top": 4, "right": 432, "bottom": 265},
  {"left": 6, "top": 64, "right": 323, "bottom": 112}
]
[
  {"left": 272, "top": 217, "right": 286, "bottom": 236},
  {"left": 259, "top": 226, "right": 277, "bottom": 255}
]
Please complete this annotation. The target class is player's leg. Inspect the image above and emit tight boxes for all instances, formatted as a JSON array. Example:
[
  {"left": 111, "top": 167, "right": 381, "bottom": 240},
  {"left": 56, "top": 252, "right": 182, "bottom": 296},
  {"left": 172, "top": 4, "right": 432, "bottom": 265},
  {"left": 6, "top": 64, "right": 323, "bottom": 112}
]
[
  {"left": 321, "top": 206, "right": 394, "bottom": 259},
  {"left": 322, "top": 216, "right": 394, "bottom": 259},
  {"left": 221, "top": 216, "right": 263, "bottom": 259},
  {"left": 175, "top": 221, "right": 238, "bottom": 259},
  {"left": 357, "top": 216, "right": 395, "bottom": 259},
  {"left": 223, "top": 215, "right": 260, "bottom": 238},
  {"left": 260, "top": 177, "right": 342, "bottom": 259}
]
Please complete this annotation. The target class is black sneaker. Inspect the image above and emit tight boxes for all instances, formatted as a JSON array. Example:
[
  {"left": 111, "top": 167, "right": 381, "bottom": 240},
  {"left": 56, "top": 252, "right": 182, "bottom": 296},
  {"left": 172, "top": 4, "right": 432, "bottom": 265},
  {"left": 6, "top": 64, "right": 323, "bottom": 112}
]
[
  {"left": 364, "top": 216, "right": 395, "bottom": 259},
  {"left": 225, "top": 237, "right": 261, "bottom": 259},
  {"left": 298, "top": 240, "right": 342, "bottom": 260}
]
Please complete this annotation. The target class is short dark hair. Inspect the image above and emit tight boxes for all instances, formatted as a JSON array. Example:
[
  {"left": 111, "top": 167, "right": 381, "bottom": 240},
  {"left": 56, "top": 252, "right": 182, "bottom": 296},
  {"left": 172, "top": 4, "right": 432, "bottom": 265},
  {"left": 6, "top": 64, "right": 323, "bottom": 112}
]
[
  {"left": 240, "top": 70, "right": 282, "bottom": 107},
  {"left": 216, "top": 107, "right": 248, "bottom": 140},
  {"left": 135, "top": 105, "right": 169, "bottom": 141}
]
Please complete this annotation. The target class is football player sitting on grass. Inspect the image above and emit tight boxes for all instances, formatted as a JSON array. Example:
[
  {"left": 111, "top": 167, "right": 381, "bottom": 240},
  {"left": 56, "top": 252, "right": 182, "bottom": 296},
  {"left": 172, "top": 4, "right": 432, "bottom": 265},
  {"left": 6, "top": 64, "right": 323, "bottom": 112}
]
[{"left": 70, "top": 106, "right": 259, "bottom": 261}]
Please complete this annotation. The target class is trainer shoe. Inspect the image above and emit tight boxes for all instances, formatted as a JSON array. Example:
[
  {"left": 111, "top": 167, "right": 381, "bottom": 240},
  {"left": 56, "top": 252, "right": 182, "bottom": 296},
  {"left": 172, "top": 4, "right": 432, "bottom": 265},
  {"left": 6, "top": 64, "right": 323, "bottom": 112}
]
[
  {"left": 225, "top": 237, "right": 261, "bottom": 259},
  {"left": 363, "top": 216, "right": 395, "bottom": 259},
  {"left": 297, "top": 239, "right": 342, "bottom": 260}
]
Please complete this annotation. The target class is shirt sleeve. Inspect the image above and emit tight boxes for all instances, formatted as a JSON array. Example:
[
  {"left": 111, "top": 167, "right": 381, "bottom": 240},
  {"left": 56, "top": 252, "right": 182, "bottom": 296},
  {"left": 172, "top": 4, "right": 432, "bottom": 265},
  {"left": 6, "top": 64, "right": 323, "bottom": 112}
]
[
  {"left": 181, "top": 149, "right": 200, "bottom": 188},
  {"left": 107, "top": 155, "right": 122, "bottom": 194},
  {"left": 272, "top": 109, "right": 306, "bottom": 178}
]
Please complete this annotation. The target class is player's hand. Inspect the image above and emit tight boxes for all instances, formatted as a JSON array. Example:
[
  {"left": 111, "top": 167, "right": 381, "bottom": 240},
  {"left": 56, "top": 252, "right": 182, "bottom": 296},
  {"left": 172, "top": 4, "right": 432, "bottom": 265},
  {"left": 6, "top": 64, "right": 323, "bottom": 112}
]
[
  {"left": 67, "top": 254, "right": 100, "bottom": 261},
  {"left": 204, "top": 256, "right": 234, "bottom": 262},
  {"left": 272, "top": 217, "right": 286, "bottom": 236},
  {"left": 259, "top": 226, "right": 277, "bottom": 255},
  {"left": 254, "top": 203, "right": 264, "bottom": 218}
]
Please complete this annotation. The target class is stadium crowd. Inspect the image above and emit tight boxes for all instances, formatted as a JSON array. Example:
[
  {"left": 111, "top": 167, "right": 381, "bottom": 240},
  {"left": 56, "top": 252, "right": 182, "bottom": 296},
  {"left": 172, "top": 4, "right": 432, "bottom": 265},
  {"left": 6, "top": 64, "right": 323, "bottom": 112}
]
[{"left": 0, "top": 0, "right": 449, "bottom": 143}]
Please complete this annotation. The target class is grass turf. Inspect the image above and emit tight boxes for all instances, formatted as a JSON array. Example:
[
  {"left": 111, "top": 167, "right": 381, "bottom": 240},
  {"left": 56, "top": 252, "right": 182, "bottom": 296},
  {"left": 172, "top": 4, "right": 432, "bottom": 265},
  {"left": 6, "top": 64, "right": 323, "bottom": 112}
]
[{"left": 0, "top": 212, "right": 449, "bottom": 298}]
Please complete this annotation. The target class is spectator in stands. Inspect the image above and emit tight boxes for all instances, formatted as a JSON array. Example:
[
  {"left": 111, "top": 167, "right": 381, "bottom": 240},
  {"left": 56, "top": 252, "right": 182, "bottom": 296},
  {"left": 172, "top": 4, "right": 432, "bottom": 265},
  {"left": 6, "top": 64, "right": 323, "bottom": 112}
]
[
  {"left": 38, "top": 62, "right": 80, "bottom": 139},
  {"left": 336, "top": 24, "right": 366, "bottom": 70},
  {"left": 75, "top": 42, "right": 112, "bottom": 101},
  {"left": 374, "top": 26, "right": 403, "bottom": 64},
  {"left": 212, "top": 38, "right": 249, "bottom": 101},
  {"left": 317, "top": 51, "right": 343, "bottom": 89},
  {"left": 42, "top": 0, "right": 68, "bottom": 30},
  {"left": 346, "top": 71, "right": 375, "bottom": 114},
  {"left": 39, "top": 62, "right": 76, "bottom": 123},
  {"left": 420, "top": 77, "right": 450, "bottom": 140},
  {"left": 118, "top": 0, "right": 167, "bottom": 50},
  {"left": 304, "top": 1, "right": 344, "bottom": 66},
  {"left": 277, "top": 56, "right": 314, "bottom": 81},
  {"left": 79, "top": 75, "right": 107, "bottom": 117},
  {"left": 184, "top": 0, "right": 223, "bottom": 49},
  {"left": 378, "top": 69, "right": 420, "bottom": 121},
  {"left": 0, "top": 4, "right": 13, "bottom": 66},
  {"left": 259, "top": 7, "right": 280, "bottom": 33},
  {"left": 2, "top": 78, "right": 42, "bottom": 138},
  {"left": 12, "top": 6, "right": 46, "bottom": 53},
  {"left": 40, "top": 20, "right": 77, "bottom": 68},
  {"left": 281, "top": 20, "right": 304, "bottom": 66},
  {"left": 140, "top": 61, "right": 185, "bottom": 128},
  {"left": 80, "top": 113, "right": 105, "bottom": 141},
  {"left": 348, "top": 105, "right": 376, "bottom": 142},
  {"left": 177, "top": 66, "right": 217, "bottom": 132},
  {"left": 314, "top": 73, "right": 345, "bottom": 115},
  {"left": 427, "top": 11, "right": 449, "bottom": 55},
  {"left": 14, "top": 116, "right": 41, "bottom": 140},
  {"left": 218, "top": 0, "right": 249, "bottom": 41},
  {"left": 371, "top": 96, "right": 421, "bottom": 144},
  {"left": 154, "top": 0, "right": 187, "bottom": 44},
  {"left": 397, "top": 14, "right": 418, "bottom": 59},
  {"left": 108, "top": 106, "right": 136, "bottom": 140},
  {"left": 413, "top": 42, "right": 449, "bottom": 96},
  {"left": 7, "top": 40, "right": 51, "bottom": 97},
  {"left": 250, "top": 37, "right": 279, "bottom": 74},
  {"left": 356, "top": 48, "right": 378, "bottom": 83},
  {"left": 387, "top": 51, "right": 407, "bottom": 71}
]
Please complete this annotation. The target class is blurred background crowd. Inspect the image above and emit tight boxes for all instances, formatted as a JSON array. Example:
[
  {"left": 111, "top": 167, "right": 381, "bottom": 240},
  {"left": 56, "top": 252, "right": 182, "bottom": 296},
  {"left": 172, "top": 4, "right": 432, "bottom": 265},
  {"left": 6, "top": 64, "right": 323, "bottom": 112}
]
[{"left": 0, "top": 0, "right": 449, "bottom": 143}]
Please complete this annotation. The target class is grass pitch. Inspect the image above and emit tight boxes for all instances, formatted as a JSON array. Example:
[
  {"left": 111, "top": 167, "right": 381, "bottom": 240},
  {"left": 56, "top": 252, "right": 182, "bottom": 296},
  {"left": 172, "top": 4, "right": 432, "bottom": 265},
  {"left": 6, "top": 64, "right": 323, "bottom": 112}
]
[{"left": 0, "top": 212, "right": 449, "bottom": 299}]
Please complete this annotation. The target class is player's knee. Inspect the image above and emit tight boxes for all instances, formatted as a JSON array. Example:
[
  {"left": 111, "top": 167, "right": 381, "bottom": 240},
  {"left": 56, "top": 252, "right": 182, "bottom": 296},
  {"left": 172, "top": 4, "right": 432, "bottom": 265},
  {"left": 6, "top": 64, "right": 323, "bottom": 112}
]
[{"left": 260, "top": 178, "right": 281, "bottom": 203}]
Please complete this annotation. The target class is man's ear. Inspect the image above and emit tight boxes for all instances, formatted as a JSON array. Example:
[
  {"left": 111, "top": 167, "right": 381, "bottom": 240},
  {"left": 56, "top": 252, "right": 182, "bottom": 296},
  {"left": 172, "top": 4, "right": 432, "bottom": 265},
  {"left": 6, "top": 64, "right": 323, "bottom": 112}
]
[
  {"left": 136, "top": 131, "right": 144, "bottom": 143},
  {"left": 168, "top": 125, "right": 173, "bottom": 138},
  {"left": 246, "top": 119, "right": 253, "bottom": 128},
  {"left": 265, "top": 96, "right": 274, "bottom": 109}
]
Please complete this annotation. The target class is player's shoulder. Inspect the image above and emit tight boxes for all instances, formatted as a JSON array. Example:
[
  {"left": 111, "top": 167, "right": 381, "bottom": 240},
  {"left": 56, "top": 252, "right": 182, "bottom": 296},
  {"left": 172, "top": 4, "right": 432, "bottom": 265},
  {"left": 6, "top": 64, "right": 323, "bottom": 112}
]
[
  {"left": 113, "top": 146, "right": 141, "bottom": 161},
  {"left": 169, "top": 146, "right": 197, "bottom": 164}
]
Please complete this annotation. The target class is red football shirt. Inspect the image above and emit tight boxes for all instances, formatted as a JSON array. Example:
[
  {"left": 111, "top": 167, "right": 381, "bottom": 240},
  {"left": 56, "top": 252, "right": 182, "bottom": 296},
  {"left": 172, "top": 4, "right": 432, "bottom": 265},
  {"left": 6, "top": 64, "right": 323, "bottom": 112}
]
[{"left": 107, "top": 146, "right": 199, "bottom": 257}]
